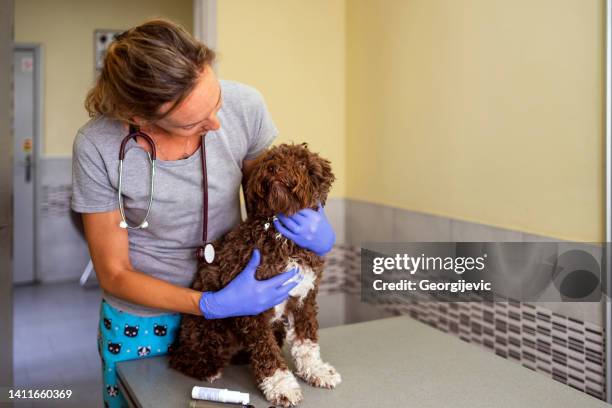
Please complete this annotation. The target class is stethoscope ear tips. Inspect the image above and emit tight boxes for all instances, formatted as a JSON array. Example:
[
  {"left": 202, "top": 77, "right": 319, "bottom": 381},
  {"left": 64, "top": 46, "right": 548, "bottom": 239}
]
[{"left": 119, "top": 221, "right": 128, "bottom": 229}]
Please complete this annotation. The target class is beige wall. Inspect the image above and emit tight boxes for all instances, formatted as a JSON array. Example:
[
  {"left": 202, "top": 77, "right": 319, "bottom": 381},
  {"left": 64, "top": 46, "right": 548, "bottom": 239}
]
[
  {"left": 16, "top": 0, "right": 606, "bottom": 240},
  {"left": 14, "top": 0, "right": 193, "bottom": 156},
  {"left": 216, "top": 0, "right": 347, "bottom": 198},
  {"left": 346, "top": 0, "right": 605, "bottom": 241}
]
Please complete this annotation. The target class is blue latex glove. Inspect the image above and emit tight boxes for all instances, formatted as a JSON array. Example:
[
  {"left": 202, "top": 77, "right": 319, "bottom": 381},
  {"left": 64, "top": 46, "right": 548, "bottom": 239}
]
[
  {"left": 199, "top": 248, "right": 302, "bottom": 319},
  {"left": 273, "top": 202, "right": 336, "bottom": 257}
]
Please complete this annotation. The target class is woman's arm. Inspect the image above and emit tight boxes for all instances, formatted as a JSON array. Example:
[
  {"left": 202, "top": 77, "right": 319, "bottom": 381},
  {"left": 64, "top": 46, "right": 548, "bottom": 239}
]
[{"left": 81, "top": 209, "right": 203, "bottom": 315}]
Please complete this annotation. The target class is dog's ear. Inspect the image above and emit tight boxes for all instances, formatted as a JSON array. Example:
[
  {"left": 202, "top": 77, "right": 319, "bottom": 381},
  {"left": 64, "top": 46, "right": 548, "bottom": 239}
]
[
  {"left": 307, "top": 153, "right": 335, "bottom": 205},
  {"left": 244, "top": 158, "right": 269, "bottom": 216}
]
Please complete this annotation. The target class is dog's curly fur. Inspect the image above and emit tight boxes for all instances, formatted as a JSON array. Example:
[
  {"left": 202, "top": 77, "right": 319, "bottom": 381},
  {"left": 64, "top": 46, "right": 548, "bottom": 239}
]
[{"left": 168, "top": 143, "right": 340, "bottom": 407}]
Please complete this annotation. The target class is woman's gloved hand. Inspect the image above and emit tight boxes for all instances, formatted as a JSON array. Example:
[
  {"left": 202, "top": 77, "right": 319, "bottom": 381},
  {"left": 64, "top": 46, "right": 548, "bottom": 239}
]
[
  {"left": 199, "top": 248, "right": 302, "bottom": 319},
  {"left": 273, "top": 202, "right": 336, "bottom": 257}
]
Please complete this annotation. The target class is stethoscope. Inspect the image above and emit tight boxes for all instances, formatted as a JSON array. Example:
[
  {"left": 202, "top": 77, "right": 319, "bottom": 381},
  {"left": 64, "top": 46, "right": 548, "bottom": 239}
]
[{"left": 117, "top": 124, "right": 215, "bottom": 264}]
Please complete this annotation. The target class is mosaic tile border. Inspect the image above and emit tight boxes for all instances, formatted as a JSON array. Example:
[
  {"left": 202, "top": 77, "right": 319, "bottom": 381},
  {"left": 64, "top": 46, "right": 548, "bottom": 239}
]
[{"left": 320, "top": 245, "right": 607, "bottom": 402}]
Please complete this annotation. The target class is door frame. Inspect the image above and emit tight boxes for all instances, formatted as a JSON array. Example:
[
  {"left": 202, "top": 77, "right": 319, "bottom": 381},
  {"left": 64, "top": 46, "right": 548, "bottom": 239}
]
[
  {"left": 606, "top": 0, "right": 611, "bottom": 403},
  {"left": 13, "top": 42, "right": 42, "bottom": 284},
  {"left": 0, "top": 0, "right": 14, "bottom": 389},
  {"left": 193, "top": 0, "right": 217, "bottom": 72}
]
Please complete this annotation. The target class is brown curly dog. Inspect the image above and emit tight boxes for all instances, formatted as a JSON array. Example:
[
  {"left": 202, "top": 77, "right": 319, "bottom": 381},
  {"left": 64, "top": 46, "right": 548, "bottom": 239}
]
[{"left": 168, "top": 142, "right": 341, "bottom": 407}]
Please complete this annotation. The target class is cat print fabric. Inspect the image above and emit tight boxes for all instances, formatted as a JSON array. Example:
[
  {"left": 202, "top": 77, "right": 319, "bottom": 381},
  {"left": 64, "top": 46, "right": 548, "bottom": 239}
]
[
  {"left": 97, "top": 299, "right": 181, "bottom": 408},
  {"left": 124, "top": 324, "right": 139, "bottom": 337},
  {"left": 107, "top": 342, "right": 121, "bottom": 355},
  {"left": 153, "top": 324, "right": 167, "bottom": 336}
]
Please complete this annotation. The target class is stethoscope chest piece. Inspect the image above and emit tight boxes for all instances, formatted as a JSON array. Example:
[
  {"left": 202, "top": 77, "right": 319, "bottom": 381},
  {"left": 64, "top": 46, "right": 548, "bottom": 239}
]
[
  {"left": 196, "top": 243, "right": 215, "bottom": 264},
  {"left": 204, "top": 243, "right": 215, "bottom": 263}
]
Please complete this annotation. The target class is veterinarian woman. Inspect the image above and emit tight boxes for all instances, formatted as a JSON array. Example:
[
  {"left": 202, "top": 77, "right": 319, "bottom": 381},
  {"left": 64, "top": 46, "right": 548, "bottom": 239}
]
[{"left": 70, "top": 19, "right": 336, "bottom": 408}]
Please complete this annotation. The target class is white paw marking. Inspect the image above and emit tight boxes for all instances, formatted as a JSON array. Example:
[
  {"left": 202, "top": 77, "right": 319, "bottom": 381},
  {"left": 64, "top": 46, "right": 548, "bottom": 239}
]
[
  {"left": 205, "top": 370, "right": 222, "bottom": 383},
  {"left": 259, "top": 368, "right": 303, "bottom": 407},
  {"left": 291, "top": 339, "right": 342, "bottom": 388}
]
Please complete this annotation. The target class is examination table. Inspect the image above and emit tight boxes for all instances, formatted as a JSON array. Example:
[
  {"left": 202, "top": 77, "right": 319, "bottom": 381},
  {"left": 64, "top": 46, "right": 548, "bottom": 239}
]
[{"left": 116, "top": 315, "right": 610, "bottom": 408}]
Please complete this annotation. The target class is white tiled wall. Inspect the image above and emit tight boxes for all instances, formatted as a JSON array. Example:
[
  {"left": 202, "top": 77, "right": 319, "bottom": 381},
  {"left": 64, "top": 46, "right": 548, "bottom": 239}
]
[
  {"left": 36, "top": 157, "right": 90, "bottom": 283},
  {"left": 344, "top": 198, "right": 604, "bottom": 327}
]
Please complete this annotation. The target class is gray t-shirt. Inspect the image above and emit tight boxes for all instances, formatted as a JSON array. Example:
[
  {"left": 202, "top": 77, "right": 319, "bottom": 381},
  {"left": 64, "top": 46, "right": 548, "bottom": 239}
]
[{"left": 71, "top": 79, "right": 278, "bottom": 316}]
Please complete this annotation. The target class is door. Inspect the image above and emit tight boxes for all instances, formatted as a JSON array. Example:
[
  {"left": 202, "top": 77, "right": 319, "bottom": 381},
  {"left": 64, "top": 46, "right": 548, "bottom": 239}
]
[{"left": 12, "top": 47, "right": 37, "bottom": 284}]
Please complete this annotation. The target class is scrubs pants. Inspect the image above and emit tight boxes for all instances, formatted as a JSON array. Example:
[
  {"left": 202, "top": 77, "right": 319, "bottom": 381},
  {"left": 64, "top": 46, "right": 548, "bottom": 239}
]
[{"left": 97, "top": 299, "right": 181, "bottom": 408}]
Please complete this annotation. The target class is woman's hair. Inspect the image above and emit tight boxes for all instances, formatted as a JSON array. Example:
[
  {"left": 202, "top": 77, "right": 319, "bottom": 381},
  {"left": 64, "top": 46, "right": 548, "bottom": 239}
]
[{"left": 84, "top": 18, "right": 216, "bottom": 123}]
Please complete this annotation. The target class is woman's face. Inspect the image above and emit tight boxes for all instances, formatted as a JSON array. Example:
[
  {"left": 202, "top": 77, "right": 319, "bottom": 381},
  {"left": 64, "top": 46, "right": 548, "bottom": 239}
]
[{"left": 147, "top": 64, "right": 223, "bottom": 139}]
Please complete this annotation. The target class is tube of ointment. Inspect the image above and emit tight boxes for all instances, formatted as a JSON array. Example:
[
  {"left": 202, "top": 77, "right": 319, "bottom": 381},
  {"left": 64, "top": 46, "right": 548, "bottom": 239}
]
[{"left": 191, "top": 385, "right": 250, "bottom": 405}]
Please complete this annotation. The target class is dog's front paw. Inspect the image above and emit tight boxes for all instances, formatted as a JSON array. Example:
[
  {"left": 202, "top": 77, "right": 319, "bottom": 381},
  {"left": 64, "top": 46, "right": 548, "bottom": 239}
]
[
  {"left": 296, "top": 360, "right": 341, "bottom": 389},
  {"left": 291, "top": 340, "right": 342, "bottom": 389},
  {"left": 205, "top": 370, "right": 223, "bottom": 383},
  {"left": 259, "top": 368, "right": 303, "bottom": 407}
]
